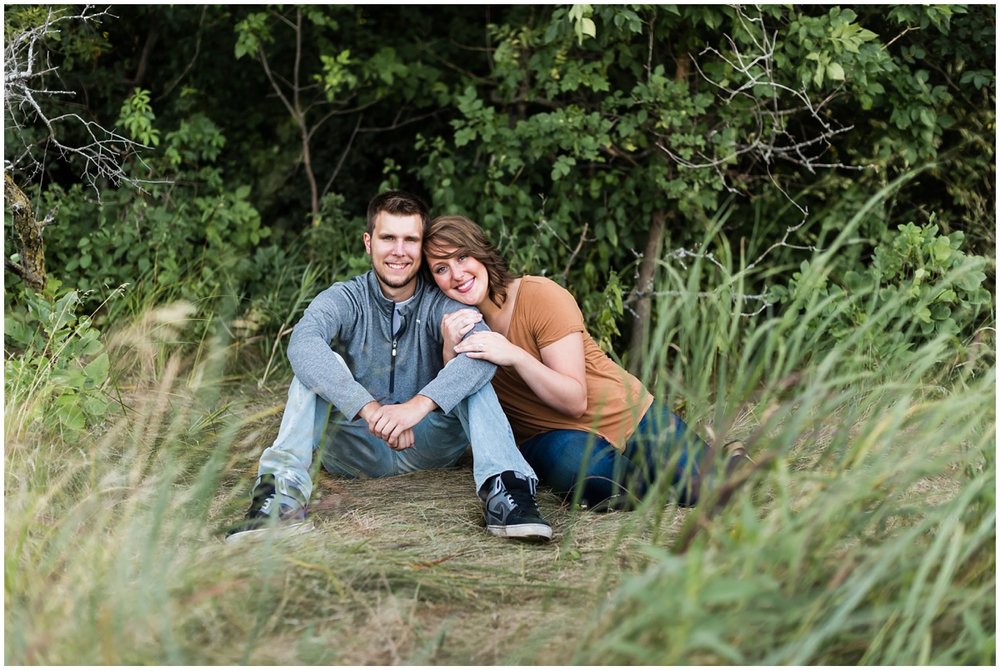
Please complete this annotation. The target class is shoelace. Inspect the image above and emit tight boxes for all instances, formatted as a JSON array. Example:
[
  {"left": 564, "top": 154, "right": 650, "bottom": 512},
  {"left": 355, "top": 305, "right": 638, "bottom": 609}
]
[
  {"left": 249, "top": 491, "right": 276, "bottom": 518},
  {"left": 504, "top": 487, "right": 540, "bottom": 515}
]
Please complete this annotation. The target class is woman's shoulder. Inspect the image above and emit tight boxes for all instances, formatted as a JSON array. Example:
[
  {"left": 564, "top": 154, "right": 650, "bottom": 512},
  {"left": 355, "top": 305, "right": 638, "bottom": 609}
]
[
  {"left": 519, "top": 275, "right": 574, "bottom": 300},
  {"left": 517, "top": 275, "right": 584, "bottom": 324}
]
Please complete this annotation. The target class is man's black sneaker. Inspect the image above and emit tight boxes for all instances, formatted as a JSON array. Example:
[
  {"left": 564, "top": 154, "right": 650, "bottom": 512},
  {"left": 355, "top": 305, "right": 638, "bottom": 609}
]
[
  {"left": 481, "top": 471, "right": 553, "bottom": 541},
  {"left": 225, "top": 474, "right": 312, "bottom": 544}
]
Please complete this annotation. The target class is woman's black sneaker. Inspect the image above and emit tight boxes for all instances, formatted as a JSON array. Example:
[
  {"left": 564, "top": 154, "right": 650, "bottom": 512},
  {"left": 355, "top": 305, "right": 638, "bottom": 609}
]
[
  {"left": 724, "top": 440, "right": 754, "bottom": 477},
  {"left": 480, "top": 471, "right": 553, "bottom": 541}
]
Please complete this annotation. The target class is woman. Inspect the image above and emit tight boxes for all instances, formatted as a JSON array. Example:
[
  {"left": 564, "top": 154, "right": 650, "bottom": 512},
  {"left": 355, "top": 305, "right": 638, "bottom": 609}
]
[{"left": 424, "top": 214, "right": 747, "bottom": 510}]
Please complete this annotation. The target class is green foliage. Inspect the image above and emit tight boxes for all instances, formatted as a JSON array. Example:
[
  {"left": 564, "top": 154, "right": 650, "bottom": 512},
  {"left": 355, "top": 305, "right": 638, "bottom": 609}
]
[
  {"left": 233, "top": 11, "right": 271, "bottom": 60},
  {"left": 317, "top": 50, "right": 358, "bottom": 99},
  {"left": 4, "top": 287, "right": 113, "bottom": 436},
  {"left": 582, "top": 270, "right": 625, "bottom": 353},
  {"left": 40, "top": 108, "right": 270, "bottom": 320},
  {"left": 163, "top": 113, "right": 226, "bottom": 166},
  {"left": 783, "top": 7, "right": 882, "bottom": 90},
  {"left": 4, "top": 4, "right": 994, "bottom": 360},
  {"left": 309, "top": 192, "right": 370, "bottom": 279},
  {"left": 567, "top": 5, "right": 597, "bottom": 45},
  {"left": 116, "top": 87, "right": 160, "bottom": 147},
  {"left": 771, "top": 220, "right": 991, "bottom": 362}
]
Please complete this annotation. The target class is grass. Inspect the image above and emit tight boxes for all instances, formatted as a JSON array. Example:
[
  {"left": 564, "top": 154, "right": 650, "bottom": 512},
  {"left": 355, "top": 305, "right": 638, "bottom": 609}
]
[{"left": 5, "top": 231, "right": 996, "bottom": 664}]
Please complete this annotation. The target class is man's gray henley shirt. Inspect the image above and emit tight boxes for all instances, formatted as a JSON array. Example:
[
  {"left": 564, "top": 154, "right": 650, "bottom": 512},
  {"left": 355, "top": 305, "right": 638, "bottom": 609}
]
[{"left": 286, "top": 270, "right": 496, "bottom": 420}]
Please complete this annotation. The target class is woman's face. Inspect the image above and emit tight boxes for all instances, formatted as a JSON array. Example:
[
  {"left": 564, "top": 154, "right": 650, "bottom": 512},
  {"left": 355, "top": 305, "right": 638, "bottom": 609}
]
[{"left": 425, "top": 246, "right": 490, "bottom": 307}]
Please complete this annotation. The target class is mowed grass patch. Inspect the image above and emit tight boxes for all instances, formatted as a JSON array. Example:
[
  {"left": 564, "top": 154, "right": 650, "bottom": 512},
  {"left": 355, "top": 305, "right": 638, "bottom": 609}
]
[{"left": 209, "top": 463, "right": 693, "bottom": 665}]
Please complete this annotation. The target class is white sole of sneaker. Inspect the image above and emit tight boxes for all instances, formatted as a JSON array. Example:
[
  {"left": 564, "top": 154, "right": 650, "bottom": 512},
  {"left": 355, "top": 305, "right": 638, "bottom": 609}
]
[
  {"left": 486, "top": 523, "right": 553, "bottom": 541},
  {"left": 224, "top": 521, "right": 314, "bottom": 545}
]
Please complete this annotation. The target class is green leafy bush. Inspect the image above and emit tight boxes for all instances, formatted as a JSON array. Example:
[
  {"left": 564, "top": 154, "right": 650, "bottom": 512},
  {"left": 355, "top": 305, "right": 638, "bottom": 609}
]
[
  {"left": 771, "top": 220, "right": 991, "bottom": 361},
  {"left": 116, "top": 88, "right": 160, "bottom": 147},
  {"left": 41, "top": 110, "right": 269, "bottom": 319},
  {"left": 5, "top": 288, "right": 113, "bottom": 436}
]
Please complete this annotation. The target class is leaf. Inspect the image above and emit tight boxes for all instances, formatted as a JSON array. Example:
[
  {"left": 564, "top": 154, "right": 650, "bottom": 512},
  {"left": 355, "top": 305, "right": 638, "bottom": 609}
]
[
  {"left": 454, "top": 127, "right": 476, "bottom": 147},
  {"left": 827, "top": 62, "right": 846, "bottom": 81},
  {"left": 581, "top": 17, "right": 596, "bottom": 39},
  {"left": 83, "top": 352, "right": 110, "bottom": 384},
  {"left": 551, "top": 155, "right": 576, "bottom": 181},
  {"left": 54, "top": 395, "right": 86, "bottom": 433},
  {"left": 930, "top": 304, "right": 952, "bottom": 320}
]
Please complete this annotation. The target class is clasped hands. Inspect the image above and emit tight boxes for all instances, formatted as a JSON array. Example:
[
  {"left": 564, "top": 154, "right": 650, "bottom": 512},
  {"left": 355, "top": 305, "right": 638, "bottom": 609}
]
[{"left": 358, "top": 396, "right": 436, "bottom": 451}]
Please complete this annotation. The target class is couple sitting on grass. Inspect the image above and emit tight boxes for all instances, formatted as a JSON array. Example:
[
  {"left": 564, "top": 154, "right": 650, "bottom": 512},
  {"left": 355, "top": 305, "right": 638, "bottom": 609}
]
[{"left": 226, "top": 190, "right": 749, "bottom": 544}]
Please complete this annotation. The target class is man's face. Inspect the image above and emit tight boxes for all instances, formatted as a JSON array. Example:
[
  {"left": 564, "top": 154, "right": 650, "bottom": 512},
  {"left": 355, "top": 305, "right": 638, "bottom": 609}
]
[{"left": 364, "top": 211, "right": 424, "bottom": 299}]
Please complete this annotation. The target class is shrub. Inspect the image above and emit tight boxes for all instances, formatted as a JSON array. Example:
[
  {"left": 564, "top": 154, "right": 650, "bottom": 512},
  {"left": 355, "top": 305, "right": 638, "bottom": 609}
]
[
  {"left": 770, "top": 219, "right": 991, "bottom": 363},
  {"left": 4, "top": 287, "right": 114, "bottom": 437}
]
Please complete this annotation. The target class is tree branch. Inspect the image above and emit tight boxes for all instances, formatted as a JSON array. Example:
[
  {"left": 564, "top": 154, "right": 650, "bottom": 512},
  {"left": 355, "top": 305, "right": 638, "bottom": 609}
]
[
  {"left": 321, "top": 113, "right": 363, "bottom": 202},
  {"left": 5, "top": 173, "right": 47, "bottom": 291},
  {"left": 156, "top": 6, "right": 207, "bottom": 102},
  {"left": 4, "top": 6, "right": 157, "bottom": 194},
  {"left": 126, "top": 25, "right": 160, "bottom": 87}
]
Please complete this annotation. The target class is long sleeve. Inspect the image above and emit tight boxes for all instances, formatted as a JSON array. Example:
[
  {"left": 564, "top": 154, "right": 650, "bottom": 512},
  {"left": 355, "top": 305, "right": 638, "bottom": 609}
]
[
  {"left": 286, "top": 282, "right": 375, "bottom": 420},
  {"left": 415, "top": 295, "right": 497, "bottom": 413}
]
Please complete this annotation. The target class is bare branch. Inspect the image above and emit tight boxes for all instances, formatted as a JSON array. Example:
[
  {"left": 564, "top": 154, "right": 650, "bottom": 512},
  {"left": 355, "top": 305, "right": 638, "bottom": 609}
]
[
  {"left": 156, "top": 6, "right": 207, "bottom": 102},
  {"left": 4, "top": 5, "right": 158, "bottom": 194},
  {"left": 257, "top": 47, "right": 299, "bottom": 121},
  {"left": 560, "top": 223, "right": 591, "bottom": 284},
  {"left": 321, "top": 113, "right": 363, "bottom": 201},
  {"left": 357, "top": 109, "right": 441, "bottom": 134},
  {"left": 623, "top": 222, "right": 817, "bottom": 321},
  {"left": 656, "top": 5, "right": 873, "bottom": 190}
]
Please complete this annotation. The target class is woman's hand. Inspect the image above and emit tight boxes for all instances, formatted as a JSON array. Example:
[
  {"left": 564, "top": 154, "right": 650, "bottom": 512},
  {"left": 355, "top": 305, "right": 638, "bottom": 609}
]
[
  {"left": 453, "top": 331, "right": 524, "bottom": 367},
  {"left": 440, "top": 309, "right": 482, "bottom": 364}
]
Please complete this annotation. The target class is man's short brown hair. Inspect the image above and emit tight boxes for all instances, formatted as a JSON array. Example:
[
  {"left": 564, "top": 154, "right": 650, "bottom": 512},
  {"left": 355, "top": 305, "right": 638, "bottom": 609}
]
[{"left": 366, "top": 190, "right": 430, "bottom": 235}]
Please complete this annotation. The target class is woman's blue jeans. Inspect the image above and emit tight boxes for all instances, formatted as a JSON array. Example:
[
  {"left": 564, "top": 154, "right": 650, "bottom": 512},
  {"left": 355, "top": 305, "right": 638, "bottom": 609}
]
[{"left": 519, "top": 400, "right": 708, "bottom": 509}]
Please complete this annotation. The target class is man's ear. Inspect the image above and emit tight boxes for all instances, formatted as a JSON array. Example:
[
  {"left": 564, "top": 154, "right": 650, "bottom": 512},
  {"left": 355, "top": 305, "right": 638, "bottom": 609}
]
[{"left": 363, "top": 232, "right": 372, "bottom": 255}]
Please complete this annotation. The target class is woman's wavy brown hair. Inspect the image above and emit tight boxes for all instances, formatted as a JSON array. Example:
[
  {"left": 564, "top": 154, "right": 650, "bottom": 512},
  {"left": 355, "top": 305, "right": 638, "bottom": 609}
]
[{"left": 423, "top": 215, "right": 514, "bottom": 308}]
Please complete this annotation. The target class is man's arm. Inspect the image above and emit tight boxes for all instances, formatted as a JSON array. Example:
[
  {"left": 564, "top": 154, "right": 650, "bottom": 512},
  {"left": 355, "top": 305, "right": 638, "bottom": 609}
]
[
  {"left": 286, "top": 283, "right": 376, "bottom": 420},
  {"left": 365, "top": 296, "right": 496, "bottom": 446},
  {"left": 413, "top": 295, "right": 497, "bottom": 413}
]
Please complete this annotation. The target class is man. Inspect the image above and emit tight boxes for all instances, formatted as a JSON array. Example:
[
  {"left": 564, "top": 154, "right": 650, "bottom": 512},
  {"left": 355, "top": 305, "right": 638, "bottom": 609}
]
[{"left": 226, "top": 190, "right": 551, "bottom": 543}]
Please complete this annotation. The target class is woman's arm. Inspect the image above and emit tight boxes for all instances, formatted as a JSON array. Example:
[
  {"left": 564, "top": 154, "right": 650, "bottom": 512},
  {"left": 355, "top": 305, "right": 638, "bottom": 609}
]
[
  {"left": 440, "top": 308, "right": 482, "bottom": 365},
  {"left": 453, "top": 330, "right": 588, "bottom": 418}
]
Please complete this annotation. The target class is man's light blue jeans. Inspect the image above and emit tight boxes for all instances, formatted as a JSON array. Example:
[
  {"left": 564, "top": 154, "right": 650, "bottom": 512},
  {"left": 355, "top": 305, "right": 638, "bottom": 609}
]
[{"left": 256, "top": 365, "right": 536, "bottom": 508}]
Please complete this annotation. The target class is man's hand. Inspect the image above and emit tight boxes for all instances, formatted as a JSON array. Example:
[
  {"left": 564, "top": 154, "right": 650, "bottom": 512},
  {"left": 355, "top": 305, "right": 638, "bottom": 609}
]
[
  {"left": 357, "top": 400, "right": 382, "bottom": 424},
  {"left": 365, "top": 396, "right": 437, "bottom": 450},
  {"left": 388, "top": 428, "right": 415, "bottom": 451},
  {"left": 358, "top": 400, "right": 410, "bottom": 449}
]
